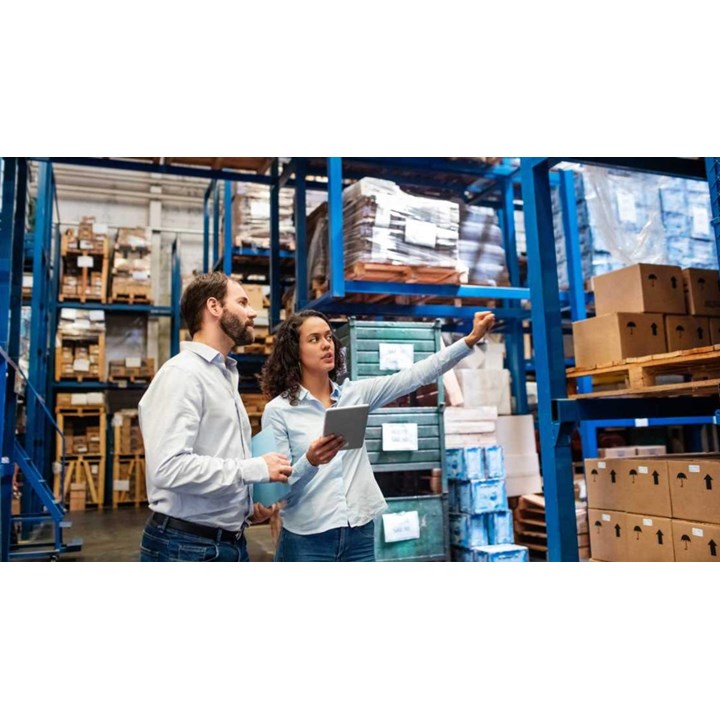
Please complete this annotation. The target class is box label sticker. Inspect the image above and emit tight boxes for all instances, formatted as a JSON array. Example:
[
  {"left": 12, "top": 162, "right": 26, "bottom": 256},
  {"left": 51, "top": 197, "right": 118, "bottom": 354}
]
[
  {"left": 689, "top": 464, "right": 701, "bottom": 473},
  {"left": 692, "top": 528, "right": 704, "bottom": 538},
  {"left": 125, "top": 357, "right": 142, "bottom": 369},
  {"left": 602, "top": 514, "right": 611, "bottom": 522},
  {"left": 598, "top": 462, "right": 607, "bottom": 469},
  {"left": 132, "top": 271, "right": 150, "bottom": 281},
  {"left": 405, "top": 218, "right": 437, "bottom": 248},
  {"left": 382, "top": 423, "right": 418, "bottom": 452},
  {"left": 378, "top": 343, "right": 414, "bottom": 371},
  {"left": 382, "top": 511, "right": 420, "bottom": 543},
  {"left": 114, "top": 480, "right": 130, "bottom": 492},
  {"left": 77, "top": 255, "right": 94, "bottom": 268},
  {"left": 643, "top": 518, "right": 654, "bottom": 527},
  {"left": 638, "top": 466, "right": 649, "bottom": 474},
  {"left": 73, "top": 359, "right": 90, "bottom": 372}
]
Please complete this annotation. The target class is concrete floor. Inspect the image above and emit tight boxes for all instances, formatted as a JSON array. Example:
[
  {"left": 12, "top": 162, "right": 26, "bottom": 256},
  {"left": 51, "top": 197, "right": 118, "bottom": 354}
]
[{"left": 18, "top": 507, "right": 276, "bottom": 562}]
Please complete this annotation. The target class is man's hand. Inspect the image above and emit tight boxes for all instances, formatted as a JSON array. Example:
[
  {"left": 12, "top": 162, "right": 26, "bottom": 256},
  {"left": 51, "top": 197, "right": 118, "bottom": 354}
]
[
  {"left": 465, "top": 311, "right": 496, "bottom": 347},
  {"left": 250, "top": 502, "right": 278, "bottom": 524},
  {"left": 306, "top": 434, "right": 346, "bottom": 467},
  {"left": 262, "top": 452, "right": 293, "bottom": 482}
]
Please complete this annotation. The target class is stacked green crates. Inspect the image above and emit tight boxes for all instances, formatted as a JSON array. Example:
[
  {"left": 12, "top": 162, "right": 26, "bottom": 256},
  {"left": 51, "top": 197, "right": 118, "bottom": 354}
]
[{"left": 336, "top": 318, "right": 448, "bottom": 561}]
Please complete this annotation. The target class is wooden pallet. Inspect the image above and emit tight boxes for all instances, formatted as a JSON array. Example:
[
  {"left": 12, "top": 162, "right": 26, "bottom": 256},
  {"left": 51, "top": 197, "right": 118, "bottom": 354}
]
[
  {"left": 112, "top": 454, "right": 147, "bottom": 508},
  {"left": 108, "top": 373, "right": 153, "bottom": 384},
  {"left": 567, "top": 344, "right": 720, "bottom": 399},
  {"left": 110, "top": 292, "right": 153, "bottom": 305}
]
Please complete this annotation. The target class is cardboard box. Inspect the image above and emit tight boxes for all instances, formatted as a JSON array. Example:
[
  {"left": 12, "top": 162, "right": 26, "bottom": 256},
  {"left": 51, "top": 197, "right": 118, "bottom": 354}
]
[
  {"left": 617, "top": 457, "right": 672, "bottom": 517},
  {"left": 672, "top": 520, "right": 720, "bottom": 562},
  {"left": 708, "top": 317, "right": 720, "bottom": 346},
  {"left": 667, "top": 457, "right": 720, "bottom": 524},
  {"left": 588, "top": 509, "right": 628, "bottom": 562},
  {"left": 572, "top": 313, "right": 666, "bottom": 368},
  {"left": 664, "top": 315, "right": 711, "bottom": 351},
  {"left": 585, "top": 458, "right": 624, "bottom": 511},
  {"left": 592, "top": 263, "right": 686, "bottom": 316},
  {"left": 599, "top": 446, "right": 637, "bottom": 459},
  {"left": 683, "top": 268, "right": 720, "bottom": 317},
  {"left": 625, "top": 514, "right": 675, "bottom": 561}
]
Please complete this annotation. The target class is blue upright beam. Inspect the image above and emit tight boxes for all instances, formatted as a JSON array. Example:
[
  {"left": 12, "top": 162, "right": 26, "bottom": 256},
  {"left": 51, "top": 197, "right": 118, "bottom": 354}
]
[
  {"left": 202, "top": 183, "right": 211, "bottom": 273},
  {"left": 294, "top": 158, "right": 308, "bottom": 312},
  {"left": 269, "top": 160, "right": 281, "bottom": 329},
  {"left": 223, "top": 181, "right": 233, "bottom": 277},
  {"left": 327, "top": 157, "right": 345, "bottom": 300},
  {"left": 522, "top": 157, "right": 578, "bottom": 562},
  {"left": 705, "top": 158, "right": 720, "bottom": 262},
  {"left": 171, "top": 239, "right": 181, "bottom": 356}
]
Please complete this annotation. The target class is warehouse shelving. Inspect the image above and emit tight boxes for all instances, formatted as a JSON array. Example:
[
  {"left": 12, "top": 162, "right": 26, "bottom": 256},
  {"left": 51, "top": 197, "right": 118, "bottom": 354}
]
[{"left": 521, "top": 156, "right": 719, "bottom": 561}]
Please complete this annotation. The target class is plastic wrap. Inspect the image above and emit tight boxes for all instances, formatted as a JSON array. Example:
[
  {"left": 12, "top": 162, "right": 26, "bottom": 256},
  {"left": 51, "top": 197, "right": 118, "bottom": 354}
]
[
  {"left": 342, "top": 178, "right": 460, "bottom": 268},
  {"left": 458, "top": 205, "right": 508, "bottom": 286}
]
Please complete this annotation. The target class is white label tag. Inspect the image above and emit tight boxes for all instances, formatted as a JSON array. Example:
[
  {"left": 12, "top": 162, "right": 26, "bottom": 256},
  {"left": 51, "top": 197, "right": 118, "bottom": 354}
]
[
  {"left": 598, "top": 461, "right": 607, "bottom": 469},
  {"left": 635, "top": 418, "right": 649, "bottom": 428},
  {"left": 22, "top": 275, "right": 33, "bottom": 287},
  {"left": 73, "top": 359, "right": 90, "bottom": 372},
  {"left": 77, "top": 255, "right": 94, "bottom": 268},
  {"left": 638, "top": 466, "right": 649, "bottom": 474},
  {"left": 132, "top": 271, "right": 150, "bottom": 281},
  {"left": 382, "top": 424, "right": 418, "bottom": 452},
  {"left": 602, "top": 514, "right": 611, "bottom": 522},
  {"left": 71, "top": 394, "right": 87, "bottom": 406},
  {"left": 93, "top": 223, "right": 109, "bottom": 235},
  {"left": 405, "top": 218, "right": 437, "bottom": 248},
  {"left": 689, "top": 464, "right": 701, "bottom": 473},
  {"left": 89, "top": 310, "right": 105, "bottom": 322},
  {"left": 91, "top": 465, "right": 99, "bottom": 474},
  {"left": 616, "top": 189, "right": 638, "bottom": 224},
  {"left": 86, "top": 393, "right": 104, "bottom": 405},
  {"left": 114, "top": 480, "right": 130, "bottom": 492},
  {"left": 692, "top": 527, "right": 704, "bottom": 538},
  {"left": 74, "top": 319, "right": 90, "bottom": 330},
  {"left": 378, "top": 343, "right": 415, "bottom": 371},
  {"left": 382, "top": 511, "right": 420, "bottom": 543},
  {"left": 692, "top": 206, "right": 710, "bottom": 236},
  {"left": 643, "top": 518, "right": 654, "bottom": 527},
  {"left": 125, "top": 357, "right": 142, "bottom": 369}
]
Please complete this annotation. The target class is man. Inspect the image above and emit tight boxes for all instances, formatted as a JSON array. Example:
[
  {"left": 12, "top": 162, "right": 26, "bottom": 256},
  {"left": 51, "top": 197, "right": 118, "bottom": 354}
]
[{"left": 138, "top": 272, "right": 292, "bottom": 562}]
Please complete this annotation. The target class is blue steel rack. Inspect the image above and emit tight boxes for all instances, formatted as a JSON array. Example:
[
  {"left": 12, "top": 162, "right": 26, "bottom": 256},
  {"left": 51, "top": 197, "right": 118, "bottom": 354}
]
[{"left": 521, "top": 157, "right": 719, "bottom": 562}]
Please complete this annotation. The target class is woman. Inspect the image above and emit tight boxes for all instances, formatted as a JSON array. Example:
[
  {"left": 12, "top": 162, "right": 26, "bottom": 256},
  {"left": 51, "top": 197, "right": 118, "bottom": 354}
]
[{"left": 260, "top": 309, "right": 495, "bottom": 562}]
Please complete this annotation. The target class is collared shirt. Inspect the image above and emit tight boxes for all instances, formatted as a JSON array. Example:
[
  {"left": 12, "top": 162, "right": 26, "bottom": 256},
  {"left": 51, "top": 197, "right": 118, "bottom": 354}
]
[
  {"left": 138, "top": 341, "right": 269, "bottom": 532},
  {"left": 262, "top": 338, "right": 473, "bottom": 535}
]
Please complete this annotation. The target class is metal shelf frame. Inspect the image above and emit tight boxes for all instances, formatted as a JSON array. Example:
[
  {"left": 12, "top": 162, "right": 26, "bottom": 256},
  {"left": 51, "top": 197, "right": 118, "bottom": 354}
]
[{"left": 522, "top": 156, "right": 719, "bottom": 562}]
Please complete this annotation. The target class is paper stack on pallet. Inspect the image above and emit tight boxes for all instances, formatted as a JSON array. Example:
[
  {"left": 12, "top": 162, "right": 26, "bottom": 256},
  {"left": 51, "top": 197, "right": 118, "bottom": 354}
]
[
  {"left": 111, "top": 227, "right": 152, "bottom": 302},
  {"left": 458, "top": 205, "right": 509, "bottom": 287}
]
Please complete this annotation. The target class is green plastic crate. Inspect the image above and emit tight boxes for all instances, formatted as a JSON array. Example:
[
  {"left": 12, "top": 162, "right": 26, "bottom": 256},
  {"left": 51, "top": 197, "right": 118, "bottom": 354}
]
[{"left": 375, "top": 495, "right": 448, "bottom": 562}]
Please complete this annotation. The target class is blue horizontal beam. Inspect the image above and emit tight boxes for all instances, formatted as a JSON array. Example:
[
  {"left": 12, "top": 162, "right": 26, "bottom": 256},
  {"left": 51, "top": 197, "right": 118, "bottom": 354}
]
[
  {"left": 233, "top": 248, "right": 295, "bottom": 260},
  {"left": 343, "top": 280, "right": 530, "bottom": 301},
  {"left": 563, "top": 157, "right": 706, "bottom": 180},
  {"left": 59, "top": 301, "right": 172, "bottom": 316},
  {"left": 582, "top": 416, "right": 717, "bottom": 430},
  {"left": 554, "top": 397, "right": 720, "bottom": 423},
  {"left": 344, "top": 157, "right": 512, "bottom": 179}
]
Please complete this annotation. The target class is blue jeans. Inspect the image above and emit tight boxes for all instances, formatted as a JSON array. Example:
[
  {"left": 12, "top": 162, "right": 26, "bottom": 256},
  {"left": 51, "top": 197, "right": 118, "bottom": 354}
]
[
  {"left": 275, "top": 521, "right": 375, "bottom": 562},
  {"left": 140, "top": 518, "right": 249, "bottom": 562}
]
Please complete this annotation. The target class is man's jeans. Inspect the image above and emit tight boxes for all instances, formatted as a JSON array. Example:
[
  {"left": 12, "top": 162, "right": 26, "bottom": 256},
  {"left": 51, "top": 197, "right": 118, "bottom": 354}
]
[
  {"left": 274, "top": 521, "right": 375, "bottom": 562},
  {"left": 140, "top": 518, "right": 249, "bottom": 562}
]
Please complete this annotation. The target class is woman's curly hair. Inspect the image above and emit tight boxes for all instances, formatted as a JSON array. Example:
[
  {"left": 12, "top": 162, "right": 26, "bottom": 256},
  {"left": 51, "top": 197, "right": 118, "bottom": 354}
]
[{"left": 260, "top": 310, "right": 345, "bottom": 405}]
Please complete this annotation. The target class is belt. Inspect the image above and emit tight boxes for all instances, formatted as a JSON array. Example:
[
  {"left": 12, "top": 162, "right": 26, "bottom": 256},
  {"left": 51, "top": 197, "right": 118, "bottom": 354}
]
[{"left": 151, "top": 512, "right": 244, "bottom": 543}]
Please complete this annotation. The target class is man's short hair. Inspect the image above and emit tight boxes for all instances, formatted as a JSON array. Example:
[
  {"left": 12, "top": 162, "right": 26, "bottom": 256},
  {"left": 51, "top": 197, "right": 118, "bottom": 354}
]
[{"left": 180, "top": 272, "right": 238, "bottom": 336}]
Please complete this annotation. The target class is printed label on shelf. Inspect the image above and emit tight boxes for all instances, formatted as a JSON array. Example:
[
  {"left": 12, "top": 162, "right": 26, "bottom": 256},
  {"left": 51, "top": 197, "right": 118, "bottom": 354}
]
[
  {"left": 689, "top": 464, "right": 701, "bottom": 473},
  {"left": 643, "top": 518, "right": 654, "bottom": 527},
  {"left": 125, "top": 357, "right": 142, "bottom": 369},
  {"left": 598, "top": 461, "right": 607, "bottom": 469},
  {"left": 89, "top": 310, "right": 105, "bottom": 322},
  {"left": 692, "top": 527, "right": 704, "bottom": 538},
  {"left": 602, "top": 514, "right": 611, "bottom": 522},
  {"left": 378, "top": 343, "right": 414, "bottom": 371},
  {"left": 73, "top": 359, "right": 90, "bottom": 372},
  {"left": 638, "top": 466, "right": 649, "bottom": 474},
  {"left": 22, "top": 275, "right": 33, "bottom": 288},
  {"left": 77, "top": 255, "right": 94, "bottom": 268},
  {"left": 117, "top": 380, "right": 128, "bottom": 389},
  {"left": 382, "top": 423, "right": 418, "bottom": 452},
  {"left": 692, "top": 206, "right": 710, "bottom": 236},
  {"left": 616, "top": 189, "right": 638, "bottom": 224},
  {"left": 114, "top": 480, "right": 130, "bottom": 492},
  {"left": 405, "top": 218, "right": 437, "bottom": 248},
  {"left": 635, "top": 418, "right": 649, "bottom": 428},
  {"left": 382, "top": 511, "right": 420, "bottom": 543}
]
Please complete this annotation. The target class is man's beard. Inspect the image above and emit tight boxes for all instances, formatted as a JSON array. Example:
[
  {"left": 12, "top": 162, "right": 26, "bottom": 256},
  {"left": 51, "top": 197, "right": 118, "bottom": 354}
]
[{"left": 220, "top": 309, "right": 254, "bottom": 346}]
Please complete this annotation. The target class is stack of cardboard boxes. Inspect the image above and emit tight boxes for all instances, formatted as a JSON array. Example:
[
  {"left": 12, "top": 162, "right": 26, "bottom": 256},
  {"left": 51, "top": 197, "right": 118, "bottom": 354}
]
[
  {"left": 586, "top": 450, "right": 720, "bottom": 562},
  {"left": 447, "top": 445, "right": 529, "bottom": 562},
  {"left": 108, "top": 357, "right": 155, "bottom": 382},
  {"left": 113, "top": 410, "right": 144, "bottom": 455},
  {"left": 56, "top": 309, "right": 106, "bottom": 381},
  {"left": 60, "top": 219, "right": 109, "bottom": 302},
  {"left": 110, "top": 227, "right": 152, "bottom": 302},
  {"left": 573, "top": 264, "right": 720, "bottom": 369}
]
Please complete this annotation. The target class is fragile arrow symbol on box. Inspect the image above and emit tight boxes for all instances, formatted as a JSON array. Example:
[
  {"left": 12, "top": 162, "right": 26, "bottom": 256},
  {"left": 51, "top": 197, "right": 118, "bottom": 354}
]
[
  {"left": 710, "top": 540, "right": 717, "bottom": 557},
  {"left": 652, "top": 471, "right": 660, "bottom": 485},
  {"left": 610, "top": 470, "right": 617, "bottom": 484},
  {"left": 706, "top": 475, "right": 713, "bottom": 491},
  {"left": 656, "top": 530, "right": 664, "bottom": 545},
  {"left": 615, "top": 524, "right": 621, "bottom": 538}
]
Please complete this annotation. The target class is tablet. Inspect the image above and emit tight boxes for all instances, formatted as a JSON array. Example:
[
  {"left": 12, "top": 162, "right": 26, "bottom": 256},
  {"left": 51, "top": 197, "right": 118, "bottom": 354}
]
[{"left": 322, "top": 404, "right": 370, "bottom": 450}]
